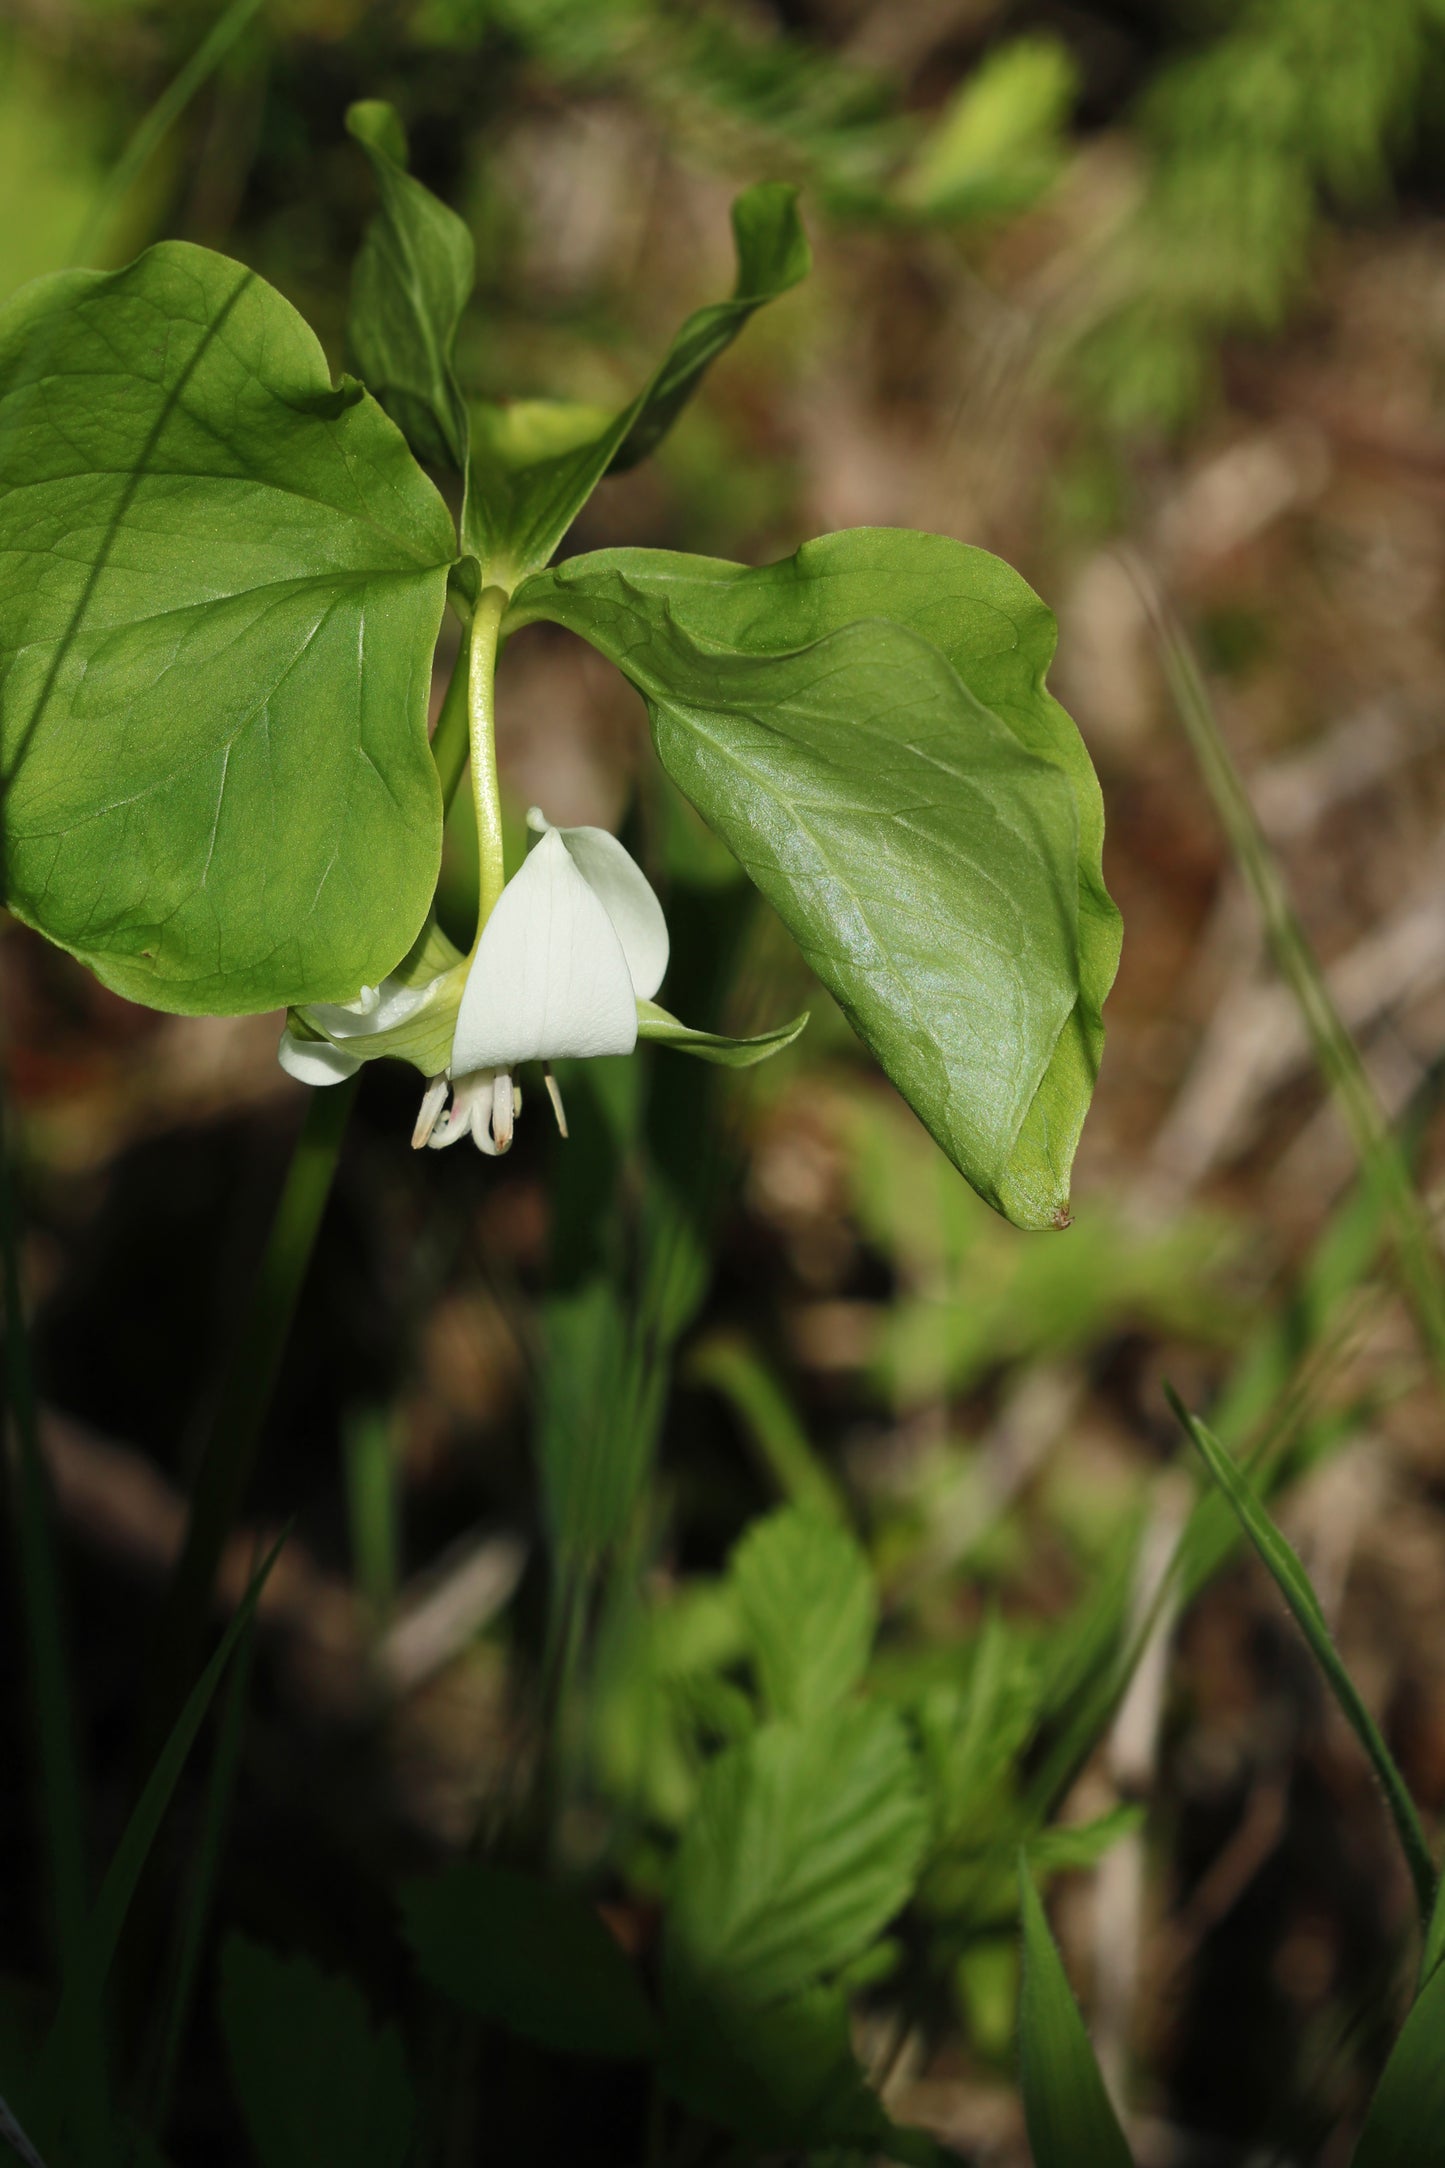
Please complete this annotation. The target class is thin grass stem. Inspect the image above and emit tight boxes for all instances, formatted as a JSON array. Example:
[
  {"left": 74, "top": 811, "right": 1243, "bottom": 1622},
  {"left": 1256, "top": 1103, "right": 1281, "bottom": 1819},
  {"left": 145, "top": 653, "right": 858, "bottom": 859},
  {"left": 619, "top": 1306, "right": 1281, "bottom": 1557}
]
[
  {"left": 0, "top": 1078, "right": 109, "bottom": 2159},
  {"left": 138, "top": 1078, "right": 355, "bottom": 1761},
  {"left": 1134, "top": 562, "right": 1445, "bottom": 1385},
  {"left": 70, "top": 0, "right": 267, "bottom": 266}
]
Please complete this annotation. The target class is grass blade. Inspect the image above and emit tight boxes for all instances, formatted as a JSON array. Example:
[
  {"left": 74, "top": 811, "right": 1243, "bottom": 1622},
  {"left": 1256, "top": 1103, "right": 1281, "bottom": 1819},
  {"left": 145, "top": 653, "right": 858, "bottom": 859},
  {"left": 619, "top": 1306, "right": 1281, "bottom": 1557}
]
[
  {"left": 71, "top": 0, "right": 267, "bottom": 266},
  {"left": 1140, "top": 571, "right": 1445, "bottom": 1386},
  {"left": 1167, "top": 1386, "right": 1435, "bottom": 1926},
  {"left": 140, "top": 1080, "right": 354, "bottom": 1763},
  {"left": 0, "top": 2093, "right": 49, "bottom": 2168},
  {"left": 148, "top": 1602, "right": 259, "bottom": 2137},
  {"left": 1017, "top": 1862, "right": 1135, "bottom": 2168},
  {"left": 0, "top": 1084, "right": 106, "bottom": 2160},
  {"left": 686, "top": 1334, "right": 849, "bottom": 1525},
  {"left": 1350, "top": 1954, "right": 1445, "bottom": 2168},
  {"left": 35, "top": 1533, "right": 286, "bottom": 2154},
  {"left": 1421, "top": 1864, "right": 1445, "bottom": 1989}
]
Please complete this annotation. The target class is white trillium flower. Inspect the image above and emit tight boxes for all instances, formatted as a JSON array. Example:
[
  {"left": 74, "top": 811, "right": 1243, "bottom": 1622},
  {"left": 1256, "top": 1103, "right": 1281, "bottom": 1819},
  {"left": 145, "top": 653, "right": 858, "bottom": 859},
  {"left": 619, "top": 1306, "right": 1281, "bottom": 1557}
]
[{"left": 421, "top": 807, "right": 668, "bottom": 1155}]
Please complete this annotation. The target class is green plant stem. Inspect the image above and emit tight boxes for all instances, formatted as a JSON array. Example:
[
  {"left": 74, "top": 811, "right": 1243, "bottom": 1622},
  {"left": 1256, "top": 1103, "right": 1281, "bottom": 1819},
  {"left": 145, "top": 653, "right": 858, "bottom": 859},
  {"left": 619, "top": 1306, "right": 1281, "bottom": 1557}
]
[
  {"left": 0, "top": 1078, "right": 102, "bottom": 2143},
  {"left": 467, "top": 584, "right": 510, "bottom": 944},
  {"left": 430, "top": 629, "right": 474, "bottom": 813},
  {"left": 139, "top": 1080, "right": 356, "bottom": 1760},
  {"left": 1137, "top": 565, "right": 1445, "bottom": 1384},
  {"left": 71, "top": 0, "right": 267, "bottom": 266}
]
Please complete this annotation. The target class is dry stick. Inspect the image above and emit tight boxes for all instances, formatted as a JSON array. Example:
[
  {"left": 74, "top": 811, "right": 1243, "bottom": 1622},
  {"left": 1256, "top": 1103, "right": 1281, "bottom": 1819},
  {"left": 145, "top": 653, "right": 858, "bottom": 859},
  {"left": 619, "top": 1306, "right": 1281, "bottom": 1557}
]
[{"left": 1130, "top": 560, "right": 1445, "bottom": 1388}]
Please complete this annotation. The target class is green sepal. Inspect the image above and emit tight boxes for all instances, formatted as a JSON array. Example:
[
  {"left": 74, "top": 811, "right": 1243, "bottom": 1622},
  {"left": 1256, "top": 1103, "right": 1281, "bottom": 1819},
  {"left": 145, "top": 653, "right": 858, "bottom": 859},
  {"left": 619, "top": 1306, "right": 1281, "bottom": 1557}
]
[
  {"left": 636, "top": 999, "right": 809, "bottom": 1066},
  {"left": 462, "top": 183, "right": 809, "bottom": 589},
  {"left": 285, "top": 917, "right": 465, "bottom": 1079}
]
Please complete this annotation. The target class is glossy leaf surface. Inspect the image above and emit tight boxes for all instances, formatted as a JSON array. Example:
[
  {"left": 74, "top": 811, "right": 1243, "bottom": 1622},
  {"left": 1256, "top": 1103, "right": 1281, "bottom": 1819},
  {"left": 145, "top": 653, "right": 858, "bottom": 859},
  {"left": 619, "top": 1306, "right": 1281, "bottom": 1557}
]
[
  {"left": 0, "top": 242, "right": 454, "bottom": 1014},
  {"left": 511, "top": 536, "right": 1105, "bottom": 1226}
]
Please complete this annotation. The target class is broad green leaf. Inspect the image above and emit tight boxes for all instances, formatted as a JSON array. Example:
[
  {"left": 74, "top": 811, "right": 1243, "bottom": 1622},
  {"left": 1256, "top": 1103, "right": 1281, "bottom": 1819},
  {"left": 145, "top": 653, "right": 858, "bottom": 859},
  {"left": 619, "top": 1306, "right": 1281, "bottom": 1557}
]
[
  {"left": 1017, "top": 1865, "right": 1135, "bottom": 2168},
  {"left": 729, "top": 1507, "right": 876, "bottom": 1721},
  {"left": 660, "top": 1980, "right": 937, "bottom": 2164},
  {"left": 0, "top": 242, "right": 453, "bottom": 1015},
  {"left": 219, "top": 1938, "right": 413, "bottom": 2168},
  {"left": 510, "top": 542, "right": 1098, "bottom": 1227},
  {"left": 636, "top": 997, "right": 809, "bottom": 1067},
  {"left": 346, "top": 100, "right": 473, "bottom": 474},
  {"left": 1169, "top": 1389, "right": 1436, "bottom": 1926},
  {"left": 34, "top": 1536, "right": 283, "bottom": 2156},
  {"left": 1351, "top": 1955, "right": 1445, "bottom": 2168},
  {"left": 401, "top": 1862, "right": 658, "bottom": 2061},
  {"left": 664, "top": 1703, "right": 928, "bottom": 2006},
  {"left": 463, "top": 183, "right": 808, "bottom": 587}
]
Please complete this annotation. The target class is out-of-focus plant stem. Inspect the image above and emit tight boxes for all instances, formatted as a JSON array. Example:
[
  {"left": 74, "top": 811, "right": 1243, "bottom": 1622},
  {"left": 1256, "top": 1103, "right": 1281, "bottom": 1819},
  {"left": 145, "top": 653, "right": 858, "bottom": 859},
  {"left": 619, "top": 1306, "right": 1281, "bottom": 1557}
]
[
  {"left": 1134, "top": 560, "right": 1445, "bottom": 1387},
  {"left": 71, "top": 0, "right": 267, "bottom": 266},
  {"left": 138, "top": 1078, "right": 356, "bottom": 1761},
  {"left": 0, "top": 1074, "right": 109, "bottom": 2157}
]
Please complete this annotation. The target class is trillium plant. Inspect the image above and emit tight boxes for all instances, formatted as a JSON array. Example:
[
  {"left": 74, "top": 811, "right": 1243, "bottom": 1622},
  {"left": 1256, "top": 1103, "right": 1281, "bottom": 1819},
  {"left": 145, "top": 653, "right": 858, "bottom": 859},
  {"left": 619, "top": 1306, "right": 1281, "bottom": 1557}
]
[{"left": 0, "top": 97, "right": 1119, "bottom": 1230}]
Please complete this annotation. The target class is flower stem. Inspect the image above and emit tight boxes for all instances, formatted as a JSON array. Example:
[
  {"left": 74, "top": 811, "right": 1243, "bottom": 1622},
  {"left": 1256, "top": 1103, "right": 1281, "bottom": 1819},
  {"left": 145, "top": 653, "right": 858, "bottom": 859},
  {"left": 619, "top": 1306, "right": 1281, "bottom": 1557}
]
[{"left": 467, "top": 584, "right": 510, "bottom": 948}]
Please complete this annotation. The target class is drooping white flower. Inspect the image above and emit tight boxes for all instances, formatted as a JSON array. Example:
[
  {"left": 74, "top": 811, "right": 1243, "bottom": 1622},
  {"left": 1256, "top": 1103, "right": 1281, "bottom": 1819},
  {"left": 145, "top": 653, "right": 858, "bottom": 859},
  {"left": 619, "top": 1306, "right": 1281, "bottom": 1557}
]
[{"left": 423, "top": 808, "right": 668, "bottom": 1153}]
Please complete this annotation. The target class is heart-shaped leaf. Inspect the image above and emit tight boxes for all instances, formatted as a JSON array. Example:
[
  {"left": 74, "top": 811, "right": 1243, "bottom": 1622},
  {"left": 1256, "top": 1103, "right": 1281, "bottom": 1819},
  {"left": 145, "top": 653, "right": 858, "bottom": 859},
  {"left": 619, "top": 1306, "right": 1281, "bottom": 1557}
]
[
  {"left": 510, "top": 537, "right": 1108, "bottom": 1227},
  {"left": 0, "top": 242, "right": 455, "bottom": 1014}
]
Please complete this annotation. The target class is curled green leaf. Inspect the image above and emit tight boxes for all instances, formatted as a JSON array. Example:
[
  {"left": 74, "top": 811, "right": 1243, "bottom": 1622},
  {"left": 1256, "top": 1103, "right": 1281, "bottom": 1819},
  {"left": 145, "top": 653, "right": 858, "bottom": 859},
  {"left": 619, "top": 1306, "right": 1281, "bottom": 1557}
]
[{"left": 636, "top": 998, "right": 808, "bottom": 1067}]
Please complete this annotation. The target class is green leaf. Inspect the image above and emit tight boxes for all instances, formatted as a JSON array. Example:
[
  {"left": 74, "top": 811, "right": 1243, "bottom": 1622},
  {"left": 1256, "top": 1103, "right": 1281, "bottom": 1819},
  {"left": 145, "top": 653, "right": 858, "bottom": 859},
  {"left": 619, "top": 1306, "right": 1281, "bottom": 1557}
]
[
  {"left": 0, "top": 242, "right": 453, "bottom": 1015},
  {"left": 219, "top": 1937, "right": 413, "bottom": 2168},
  {"left": 401, "top": 1862, "right": 658, "bottom": 2061},
  {"left": 1168, "top": 1388, "right": 1436, "bottom": 1927},
  {"left": 345, "top": 100, "right": 474, "bottom": 474},
  {"left": 1017, "top": 1865, "right": 1135, "bottom": 2168},
  {"left": 34, "top": 1536, "right": 284, "bottom": 2156},
  {"left": 463, "top": 183, "right": 808, "bottom": 586},
  {"left": 660, "top": 1980, "right": 937, "bottom": 2163},
  {"left": 664, "top": 1703, "right": 928, "bottom": 2006},
  {"left": 510, "top": 533, "right": 1110, "bottom": 1227},
  {"left": 1351, "top": 1956, "right": 1445, "bottom": 2168},
  {"left": 730, "top": 1507, "right": 876, "bottom": 1721},
  {"left": 636, "top": 997, "right": 808, "bottom": 1067}
]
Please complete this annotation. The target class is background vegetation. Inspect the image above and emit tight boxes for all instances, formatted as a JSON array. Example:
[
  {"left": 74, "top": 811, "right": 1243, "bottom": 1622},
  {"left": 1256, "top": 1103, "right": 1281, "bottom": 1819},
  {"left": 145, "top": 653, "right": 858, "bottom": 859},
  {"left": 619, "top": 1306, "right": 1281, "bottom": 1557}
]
[{"left": 5, "top": 0, "right": 1445, "bottom": 2161}]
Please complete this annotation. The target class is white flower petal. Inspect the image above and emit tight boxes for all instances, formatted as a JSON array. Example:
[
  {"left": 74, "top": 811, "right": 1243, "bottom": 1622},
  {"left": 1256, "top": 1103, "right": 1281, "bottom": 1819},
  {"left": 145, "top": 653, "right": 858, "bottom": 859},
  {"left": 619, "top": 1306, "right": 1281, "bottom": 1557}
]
[
  {"left": 277, "top": 1029, "right": 361, "bottom": 1085},
  {"left": 452, "top": 829, "right": 639, "bottom": 1071},
  {"left": 557, "top": 824, "right": 668, "bottom": 1000},
  {"left": 310, "top": 974, "right": 439, "bottom": 1041}
]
